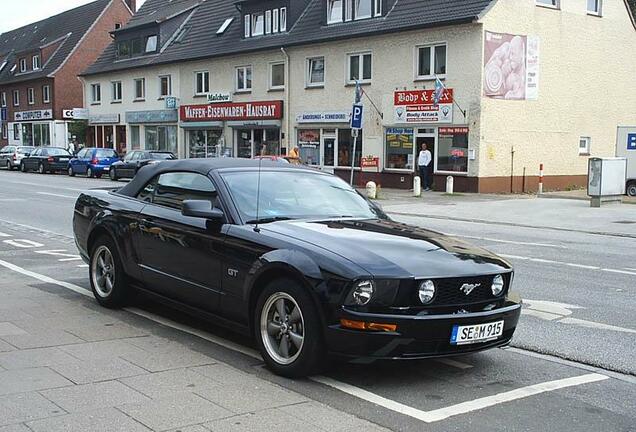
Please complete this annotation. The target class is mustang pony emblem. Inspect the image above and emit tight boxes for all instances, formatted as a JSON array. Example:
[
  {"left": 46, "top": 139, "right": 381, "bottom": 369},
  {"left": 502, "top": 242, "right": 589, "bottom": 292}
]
[{"left": 460, "top": 283, "right": 480, "bottom": 295}]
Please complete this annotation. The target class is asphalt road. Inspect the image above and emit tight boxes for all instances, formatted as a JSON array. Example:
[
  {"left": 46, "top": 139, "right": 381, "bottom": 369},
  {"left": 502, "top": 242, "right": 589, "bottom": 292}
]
[{"left": 0, "top": 168, "right": 635, "bottom": 432}]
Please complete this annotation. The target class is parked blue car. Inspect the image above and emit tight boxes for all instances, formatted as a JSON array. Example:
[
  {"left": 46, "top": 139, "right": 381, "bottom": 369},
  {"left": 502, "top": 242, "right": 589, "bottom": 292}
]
[{"left": 68, "top": 148, "right": 120, "bottom": 178}]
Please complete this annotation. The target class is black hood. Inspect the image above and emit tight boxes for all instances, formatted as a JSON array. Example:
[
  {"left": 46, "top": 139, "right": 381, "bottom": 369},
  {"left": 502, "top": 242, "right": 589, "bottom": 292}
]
[{"left": 262, "top": 219, "right": 511, "bottom": 279}]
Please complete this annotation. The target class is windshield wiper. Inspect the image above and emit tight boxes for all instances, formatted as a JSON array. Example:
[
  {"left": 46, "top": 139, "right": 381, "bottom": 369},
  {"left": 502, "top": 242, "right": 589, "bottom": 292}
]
[{"left": 246, "top": 216, "right": 295, "bottom": 224}]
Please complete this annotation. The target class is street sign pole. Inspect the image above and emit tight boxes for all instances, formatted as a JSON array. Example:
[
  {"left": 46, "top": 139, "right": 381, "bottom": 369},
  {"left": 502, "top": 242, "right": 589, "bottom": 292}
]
[
  {"left": 349, "top": 101, "right": 363, "bottom": 186},
  {"left": 350, "top": 128, "right": 359, "bottom": 186}
]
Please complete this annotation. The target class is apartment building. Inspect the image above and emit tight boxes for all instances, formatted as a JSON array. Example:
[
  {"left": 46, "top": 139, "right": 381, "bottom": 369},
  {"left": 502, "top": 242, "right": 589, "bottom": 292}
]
[{"left": 81, "top": 0, "right": 636, "bottom": 192}]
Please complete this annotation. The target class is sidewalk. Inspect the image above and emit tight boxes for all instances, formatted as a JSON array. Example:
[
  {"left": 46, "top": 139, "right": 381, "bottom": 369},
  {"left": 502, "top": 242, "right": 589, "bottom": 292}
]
[
  {"left": 368, "top": 188, "right": 636, "bottom": 238},
  {"left": 0, "top": 274, "right": 388, "bottom": 432}
]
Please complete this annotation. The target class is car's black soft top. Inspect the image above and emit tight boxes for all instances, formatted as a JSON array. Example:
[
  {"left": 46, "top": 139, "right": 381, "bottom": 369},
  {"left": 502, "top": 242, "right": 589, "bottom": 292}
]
[{"left": 116, "top": 157, "right": 319, "bottom": 198}]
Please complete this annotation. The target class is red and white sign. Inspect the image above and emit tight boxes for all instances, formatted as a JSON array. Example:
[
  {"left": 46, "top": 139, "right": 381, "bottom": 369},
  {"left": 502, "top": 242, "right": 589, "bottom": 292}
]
[
  {"left": 361, "top": 156, "right": 379, "bottom": 168},
  {"left": 180, "top": 101, "right": 283, "bottom": 122},
  {"left": 394, "top": 90, "right": 454, "bottom": 124},
  {"left": 439, "top": 127, "right": 469, "bottom": 134}
]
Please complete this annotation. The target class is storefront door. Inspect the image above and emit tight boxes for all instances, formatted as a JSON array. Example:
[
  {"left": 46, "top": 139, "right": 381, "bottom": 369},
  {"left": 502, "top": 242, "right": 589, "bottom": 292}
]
[
  {"left": 189, "top": 129, "right": 222, "bottom": 158},
  {"left": 416, "top": 130, "right": 436, "bottom": 175}
]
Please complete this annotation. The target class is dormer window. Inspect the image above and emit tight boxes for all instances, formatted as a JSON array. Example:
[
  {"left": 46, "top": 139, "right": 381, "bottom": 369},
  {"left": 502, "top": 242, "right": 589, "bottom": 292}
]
[
  {"left": 244, "top": 8, "right": 286, "bottom": 38},
  {"left": 32, "top": 55, "right": 40, "bottom": 70},
  {"left": 328, "top": 0, "right": 380, "bottom": 23},
  {"left": 116, "top": 35, "right": 157, "bottom": 59},
  {"left": 145, "top": 35, "right": 158, "bottom": 52},
  {"left": 19, "top": 58, "right": 27, "bottom": 73}
]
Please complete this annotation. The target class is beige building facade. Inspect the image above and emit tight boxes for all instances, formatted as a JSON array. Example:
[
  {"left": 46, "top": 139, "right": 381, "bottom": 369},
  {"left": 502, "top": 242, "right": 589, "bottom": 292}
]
[{"left": 83, "top": 0, "right": 636, "bottom": 192}]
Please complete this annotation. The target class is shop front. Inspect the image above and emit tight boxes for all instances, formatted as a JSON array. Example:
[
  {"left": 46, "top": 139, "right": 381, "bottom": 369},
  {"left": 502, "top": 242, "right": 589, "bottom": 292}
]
[
  {"left": 294, "top": 111, "right": 360, "bottom": 173},
  {"left": 179, "top": 100, "right": 283, "bottom": 159},
  {"left": 380, "top": 88, "right": 472, "bottom": 190},
  {"left": 9, "top": 109, "right": 54, "bottom": 147},
  {"left": 125, "top": 109, "right": 178, "bottom": 156},
  {"left": 88, "top": 113, "right": 121, "bottom": 151}
]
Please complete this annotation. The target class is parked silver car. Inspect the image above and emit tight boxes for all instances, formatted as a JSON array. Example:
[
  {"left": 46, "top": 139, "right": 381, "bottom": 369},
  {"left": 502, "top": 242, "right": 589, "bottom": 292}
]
[{"left": 0, "top": 146, "right": 35, "bottom": 170}]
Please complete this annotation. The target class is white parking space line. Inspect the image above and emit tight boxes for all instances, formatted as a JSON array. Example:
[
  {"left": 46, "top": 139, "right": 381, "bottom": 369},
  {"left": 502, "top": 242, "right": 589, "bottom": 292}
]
[
  {"left": 313, "top": 373, "right": 608, "bottom": 423},
  {"left": 434, "top": 358, "right": 474, "bottom": 369},
  {"left": 449, "top": 234, "right": 567, "bottom": 249},
  {"left": 34, "top": 250, "right": 82, "bottom": 261},
  {"left": 3, "top": 239, "right": 44, "bottom": 248},
  {"left": 77, "top": 264, "right": 89, "bottom": 268},
  {"left": 500, "top": 254, "right": 636, "bottom": 277},
  {"left": 36, "top": 192, "right": 77, "bottom": 199},
  {"left": 0, "top": 258, "right": 91, "bottom": 298},
  {"left": 0, "top": 231, "right": 11, "bottom": 237}
]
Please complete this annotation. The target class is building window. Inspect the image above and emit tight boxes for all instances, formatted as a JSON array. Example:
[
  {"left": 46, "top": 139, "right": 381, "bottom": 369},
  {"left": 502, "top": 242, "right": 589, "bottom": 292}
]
[
  {"left": 117, "top": 40, "right": 131, "bottom": 58},
  {"left": 42, "top": 85, "right": 50, "bottom": 103},
  {"left": 244, "top": 14, "right": 251, "bottom": 37},
  {"left": 265, "top": 10, "right": 272, "bottom": 34},
  {"left": 111, "top": 81, "right": 122, "bottom": 102},
  {"left": 347, "top": 52, "right": 372, "bottom": 83},
  {"left": 269, "top": 62, "right": 285, "bottom": 90},
  {"left": 32, "top": 55, "right": 40, "bottom": 70},
  {"left": 437, "top": 127, "right": 469, "bottom": 173},
  {"left": 307, "top": 57, "right": 325, "bottom": 87},
  {"left": 579, "top": 137, "right": 591, "bottom": 155},
  {"left": 115, "top": 23, "right": 122, "bottom": 30},
  {"left": 13, "top": 90, "right": 20, "bottom": 106},
  {"left": 355, "top": 0, "right": 372, "bottom": 19},
  {"left": 328, "top": 0, "right": 343, "bottom": 23},
  {"left": 134, "top": 78, "right": 145, "bottom": 100},
  {"left": 27, "top": 88, "right": 35, "bottom": 105},
  {"left": 374, "top": 0, "right": 382, "bottom": 16},
  {"left": 252, "top": 13, "right": 265, "bottom": 36},
  {"left": 0, "top": 92, "right": 6, "bottom": 107},
  {"left": 536, "top": 0, "right": 559, "bottom": 8},
  {"left": 2, "top": 123, "right": 7, "bottom": 140},
  {"left": 130, "top": 126, "right": 140, "bottom": 150},
  {"left": 195, "top": 71, "right": 209, "bottom": 95},
  {"left": 13, "top": 124, "right": 20, "bottom": 140},
  {"left": 145, "top": 35, "right": 158, "bottom": 53},
  {"left": 91, "top": 83, "right": 101, "bottom": 103},
  {"left": 416, "top": 44, "right": 447, "bottom": 79},
  {"left": 587, "top": 0, "right": 602, "bottom": 15},
  {"left": 19, "top": 59, "right": 27, "bottom": 73},
  {"left": 273, "top": 9, "right": 279, "bottom": 32},
  {"left": 145, "top": 125, "right": 177, "bottom": 154},
  {"left": 338, "top": 128, "right": 362, "bottom": 167},
  {"left": 236, "top": 66, "right": 252, "bottom": 92},
  {"left": 280, "top": 7, "right": 287, "bottom": 31},
  {"left": 385, "top": 128, "right": 414, "bottom": 170},
  {"left": 159, "top": 75, "right": 172, "bottom": 97},
  {"left": 345, "top": 0, "right": 353, "bottom": 20}
]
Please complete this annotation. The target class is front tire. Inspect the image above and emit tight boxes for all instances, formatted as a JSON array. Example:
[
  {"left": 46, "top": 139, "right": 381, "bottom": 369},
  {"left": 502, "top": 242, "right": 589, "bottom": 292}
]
[
  {"left": 89, "top": 235, "right": 128, "bottom": 308},
  {"left": 6, "top": 161, "right": 13, "bottom": 171},
  {"left": 627, "top": 182, "right": 636, "bottom": 197},
  {"left": 68, "top": 166, "right": 75, "bottom": 177},
  {"left": 254, "top": 278, "right": 325, "bottom": 377},
  {"left": 109, "top": 168, "right": 118, "bottom": 181},
  {"left": 87, "top": 167, "right": 94, "bottom": 178},
  {"left": 20, "top": 162, "right": 27, "bottom": 172},
  {"left": 38, "top": 163, "right": 46, "bottom": 174}
]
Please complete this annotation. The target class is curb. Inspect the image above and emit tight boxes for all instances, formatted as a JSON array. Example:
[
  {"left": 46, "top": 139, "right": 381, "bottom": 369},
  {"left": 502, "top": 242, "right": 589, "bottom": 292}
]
[{"left": 386, "top": 212, "right": 636, "bottom": 240}]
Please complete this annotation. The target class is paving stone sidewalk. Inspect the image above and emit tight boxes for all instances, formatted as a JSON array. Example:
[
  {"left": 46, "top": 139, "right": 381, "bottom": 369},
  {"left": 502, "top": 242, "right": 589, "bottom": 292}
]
[{"left": 0, "top": 276, "right": 389, "bottom": 432}]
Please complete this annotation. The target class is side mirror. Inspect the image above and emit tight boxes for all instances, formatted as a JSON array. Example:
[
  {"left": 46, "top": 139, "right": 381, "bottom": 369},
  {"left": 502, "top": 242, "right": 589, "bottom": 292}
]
[{"left": 182, "top": 200, "right": 224, "bottom": 221}]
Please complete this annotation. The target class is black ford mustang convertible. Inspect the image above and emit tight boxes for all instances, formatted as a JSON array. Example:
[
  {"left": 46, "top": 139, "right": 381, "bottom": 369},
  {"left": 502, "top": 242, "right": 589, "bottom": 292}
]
[{"left": 73, "top": 158, "right": 521, "bottom": 377}]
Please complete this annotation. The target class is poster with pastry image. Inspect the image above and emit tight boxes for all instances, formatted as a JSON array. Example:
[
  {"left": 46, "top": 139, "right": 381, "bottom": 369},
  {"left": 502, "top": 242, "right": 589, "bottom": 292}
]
[{"left": 484, "top": 31, "right": 540, "bottom": 100}]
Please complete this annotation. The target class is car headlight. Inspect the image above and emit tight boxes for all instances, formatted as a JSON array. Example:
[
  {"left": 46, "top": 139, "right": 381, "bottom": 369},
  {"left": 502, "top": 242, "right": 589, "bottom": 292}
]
[
  {"left": 491, "top": 274, "right": 505, "bottom": 296},
  {"left": 350, "top": 280, "right": 375, "bottom": 306},
  {"left": 418, "top": 280, "right": 436, "bottom": 304}
]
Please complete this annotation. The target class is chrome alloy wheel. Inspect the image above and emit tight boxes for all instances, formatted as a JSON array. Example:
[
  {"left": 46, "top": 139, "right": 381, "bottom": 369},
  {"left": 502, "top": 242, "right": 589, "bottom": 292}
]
[
  {"left": 260, "top": 292, "right": 305, "bottom": 365},
  {"left": 91, "top": 245, "right": 115, "bottom": 298}
]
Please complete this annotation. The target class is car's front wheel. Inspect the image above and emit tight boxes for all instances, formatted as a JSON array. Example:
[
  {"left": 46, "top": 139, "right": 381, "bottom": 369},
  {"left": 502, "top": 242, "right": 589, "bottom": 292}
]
[
  {"left": 87, "top": 167, "right": 94, "bottom": 178},
  {"left": 20, "top": 162, "right": 26, "bottom": 172},
  {"left": 255, "top": 278, "right": 325, "bottom": 377},
  {"left": 109, "top": 168, "right": 118, "bottom": 181},
  {"left": 627, "top": 181, "right": 636, "bottom": 197},
  {"left": 89, "top": 236, "right": 128, "bottom": 308},
  {"left": 38, "top": 163, "right": 46, "bottom": 174},
  {"left": 68, "top": 166, "right": 75, "bottom": 177},
  {"left": 6, "top": 161, "right": 13, "bottom": 171}
]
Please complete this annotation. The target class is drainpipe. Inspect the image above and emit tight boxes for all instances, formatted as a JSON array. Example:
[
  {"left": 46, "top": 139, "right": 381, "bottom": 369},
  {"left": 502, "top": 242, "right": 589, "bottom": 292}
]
[{"left": 280, "top": 47, "right": 290, "bottom": 155}]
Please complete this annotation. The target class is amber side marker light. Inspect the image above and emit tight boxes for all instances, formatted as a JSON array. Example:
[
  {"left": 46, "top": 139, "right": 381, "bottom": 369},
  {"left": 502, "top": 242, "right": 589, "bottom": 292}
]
[{"left": 340, "top": 319, "right": 397, "bottom": 332}]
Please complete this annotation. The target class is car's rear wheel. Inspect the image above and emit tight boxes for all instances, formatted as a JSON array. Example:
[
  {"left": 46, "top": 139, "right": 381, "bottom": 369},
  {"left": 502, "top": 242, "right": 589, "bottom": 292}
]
[
  {"left": 89, "top": 236, "right": 127, "bottom": 308},
  {"left": 109, "top": 168, "right": 118, "bottom": 181},
  {"left": 6, "top": 161, "right": 12, "bottom": 171},
  {"left": 87, "top": 167, "right": 94, "bottom": 178},
  {"left": 255, "top": 278, "right": 325, "bottom": 377},
  {"left": 38, "top": 163, "right": 46, "bottom": 174},
  {"left": 68, "top": 166, "right": 75, "bottom": 177},
  {"left": 20, "top": 162, "right": 27, "bottom": 172},
  {"left": 627, "top": 181, "right": 636, "bottom": 197}
]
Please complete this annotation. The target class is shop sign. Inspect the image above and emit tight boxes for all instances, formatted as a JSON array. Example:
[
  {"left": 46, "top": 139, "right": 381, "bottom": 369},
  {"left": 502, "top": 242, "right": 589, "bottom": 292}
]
[
  {"left": 296, "top": 111, "right": 350, "bottom": 123},
  {"left": 72, "top": 108, "right": 89, "bottom": 120},
  {"left": 89, "top": 113, "right": 120, "bottom": 124},
  {"left": 298, "top": 129, "right": 320, "bottom": 146},
  {"left": 361, "top": 156, "right": 379, "bottom": 168},
  {"left": 126, "top": 109, "right": 178, "bottom": 124},
  {"left": 14, "top": 109, "right": 52, "bottom": 121},
  {"left": 386, "top": 128, "right": 414, "bottom": 149},
  {"left": 393, "top": 90, "right": 453, "bottom": 124},
  {"left": 207, "top": 92, "right": 232, "bottom": 104},
  {"left": 165, "top": 97, "right": 177, "bottom": 110},
  {"left": 180, "top": 101, "right": 283, "bottom": 122}
]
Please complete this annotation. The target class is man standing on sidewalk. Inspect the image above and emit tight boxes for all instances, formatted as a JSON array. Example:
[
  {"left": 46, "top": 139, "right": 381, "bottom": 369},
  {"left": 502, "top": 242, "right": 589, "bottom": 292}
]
[{"left": 418, "top": 143, "right": 432, "bottom": 191}]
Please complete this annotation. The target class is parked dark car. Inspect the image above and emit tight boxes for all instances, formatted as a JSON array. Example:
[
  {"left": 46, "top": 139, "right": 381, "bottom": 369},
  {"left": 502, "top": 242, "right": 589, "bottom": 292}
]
[
  {"left": 109, "top": 150, "right": 176, "bottom": 181},
  {"left": 0, "top": 145, "right": 35, "bottom": 170},
  {"left": 20, "top": 147, "right": 72, "bottom": 174},
  {"left": 72, "top": 159, "right": 521, "bottom": 377},
  {"left": 68, "top": 148, "right": 120, "bottom": 178}
]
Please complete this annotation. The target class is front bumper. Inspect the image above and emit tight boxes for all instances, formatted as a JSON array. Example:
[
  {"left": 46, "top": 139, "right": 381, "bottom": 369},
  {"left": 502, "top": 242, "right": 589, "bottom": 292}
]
[{"left": 325, "top": 294, "right": 522, "bottom": 360}]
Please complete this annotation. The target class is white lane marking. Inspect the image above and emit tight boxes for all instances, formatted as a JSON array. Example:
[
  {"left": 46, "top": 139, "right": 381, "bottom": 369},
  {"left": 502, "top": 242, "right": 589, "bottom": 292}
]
[
  {"left": 312, "top": 373, "right": 607, "bottom": 423},
  {"left": 3, "top": 239, "right": 44, "bottom": 248},
  {"left": 36, "top": 192, "right": 76, "bottom": 199},
  {"left": 0, "top": 259, "right": 91, "bottom": 298},
  {"left": 77, "top": 264, "right": 89, "bottom": 268},
  {"left": 523, "top": 299, "right": 636, "bottom": 334},
  {"left": 434, "top": 358, "right": 474, "bottom": 369},
  {"left": 500, "top": 254, "right": 636, "bottom": 276},
  {"left": 0, "top": 218, "right": 74, "bottom": 239},
  {"left": 624, "top": 267, "right": 636, "bottom": 272},
  {"left": 0, "top": 231, "right": 11, "bottom": 237},
  {"left": 0, "top": 198, "right": 25, "bottom": 202},
  {"left": 449, "top": 234, "right": 567, "bottom": 249},
  {"left": 34, "top": 249, "right": 82, "bottom": 262}
]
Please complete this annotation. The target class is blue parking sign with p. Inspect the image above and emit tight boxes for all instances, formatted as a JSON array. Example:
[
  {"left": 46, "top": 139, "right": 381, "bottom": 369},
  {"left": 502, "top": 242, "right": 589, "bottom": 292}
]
[
  {"left": 628, "top": 133, "right": 636, "bottom": 150},
  {"left": 351, "top": 104, "right": 363, "bottom": 129}
]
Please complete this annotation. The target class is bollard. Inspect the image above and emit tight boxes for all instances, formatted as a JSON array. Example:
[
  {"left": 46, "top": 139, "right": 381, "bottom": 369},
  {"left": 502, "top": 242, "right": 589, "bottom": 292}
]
[
  {"left": 538, "top": 163, "right": 544, "bottom": 195},
  {"left": 413, "top": 176, "right": 421, "bottom": 197},
  {"left": 446, "top": 176, "right": 454, "bottom": 194},
  {"left": 366, "top": 181, "right": 377, "bottom": 199}
]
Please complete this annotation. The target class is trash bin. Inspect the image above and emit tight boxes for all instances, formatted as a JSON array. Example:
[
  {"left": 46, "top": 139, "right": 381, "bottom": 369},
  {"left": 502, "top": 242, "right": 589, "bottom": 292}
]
[{"left": 587, "top": 157, "right": 627, "bottom": 207}]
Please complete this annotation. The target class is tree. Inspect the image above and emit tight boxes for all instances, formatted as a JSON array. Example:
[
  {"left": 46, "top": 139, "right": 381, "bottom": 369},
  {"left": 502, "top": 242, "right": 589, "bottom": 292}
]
[{"left": 68, "top": 120, "right": 88, "bottom": 145}]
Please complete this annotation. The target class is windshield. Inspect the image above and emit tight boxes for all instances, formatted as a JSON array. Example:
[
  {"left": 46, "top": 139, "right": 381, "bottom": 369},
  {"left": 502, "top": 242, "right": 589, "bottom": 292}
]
[
  {"left": 47, "top": 148, "right": 71, "bottom": 156},
  {"left": 96, "top": 149, "right": 117, "bottom": 158},
  {"left": 151, "top": 153, "right": 175, "bottom": 160},
  {"left": 221, "top": 170, "right": 386, "bottom": 223}
]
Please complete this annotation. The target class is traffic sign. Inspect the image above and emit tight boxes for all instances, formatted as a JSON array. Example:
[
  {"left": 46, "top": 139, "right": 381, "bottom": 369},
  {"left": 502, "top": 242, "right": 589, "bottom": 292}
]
[
  {"left": 351, "top": 104, "right": 363, "bottom": 129},
  {"left": 628, "top": 133, "right": 636, "bottom": 150}
]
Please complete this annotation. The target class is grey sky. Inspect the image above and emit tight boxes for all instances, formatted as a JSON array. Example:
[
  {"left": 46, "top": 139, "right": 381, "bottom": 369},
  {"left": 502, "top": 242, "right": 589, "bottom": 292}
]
[{"left": 0, "top": 0, "right": 147, "bottom": 34}]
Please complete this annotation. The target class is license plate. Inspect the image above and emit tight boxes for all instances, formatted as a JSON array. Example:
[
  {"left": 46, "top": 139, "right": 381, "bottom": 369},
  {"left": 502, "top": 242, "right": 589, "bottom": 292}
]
[
  {"left": 59, "top": 158, "right": 69, "bottom": 162},
  {"left": 103, "top": 167, "right": 110, "bottom": 171},
  {"left": 450, "top": 321, "right": 504, "bottom": 345}
]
